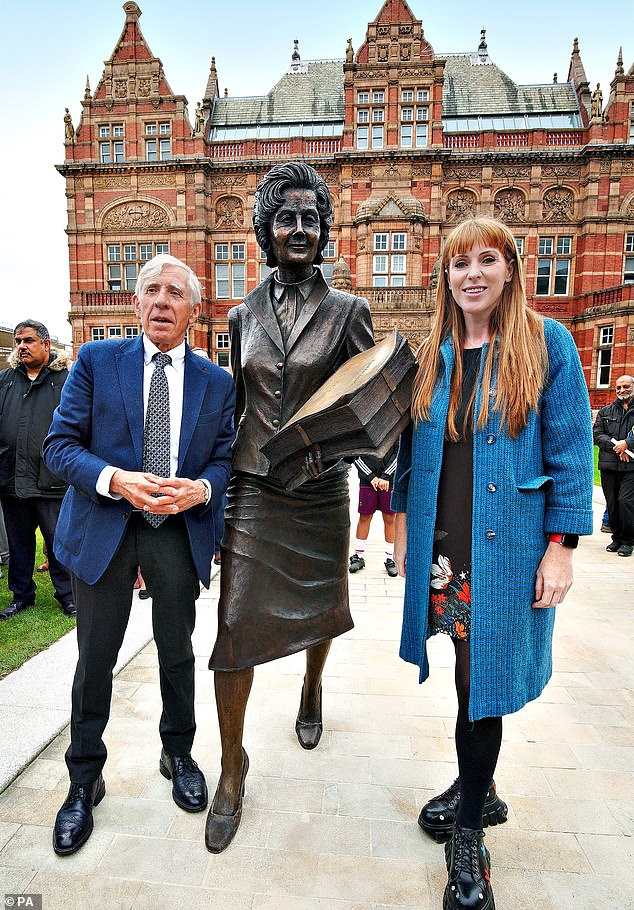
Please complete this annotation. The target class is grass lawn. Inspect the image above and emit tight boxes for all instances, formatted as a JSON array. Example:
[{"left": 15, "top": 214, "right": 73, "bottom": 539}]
[{"left": 0, "top": 531, "right": 75, "bottom": 680}]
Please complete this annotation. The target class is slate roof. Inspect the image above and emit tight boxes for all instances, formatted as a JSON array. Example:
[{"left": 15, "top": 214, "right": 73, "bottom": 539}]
[
  {"left": 210, "top": 61, "right": 344, "bottom": 127},
  {"left": 442, "top": 55, "right": 579, "bottom": 116},
  {"left": 209, "top": 54, "right": 579, "bottom": 128}
]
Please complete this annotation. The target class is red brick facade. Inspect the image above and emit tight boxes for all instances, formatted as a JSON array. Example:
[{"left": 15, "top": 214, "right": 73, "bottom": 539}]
[{"left": 58, "top": 0, "right": 634, "bottom": 406}]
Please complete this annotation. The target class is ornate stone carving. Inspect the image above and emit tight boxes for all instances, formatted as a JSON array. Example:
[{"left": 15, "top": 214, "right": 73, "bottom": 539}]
[
  {"left": 377, "top": 25, "right": 390, "bottom": 36},
  {"left": 215, "top": 195, "right": 244, "bottom": 226},
  {"left": 94, "top": 176, "right": 130, "bottom": 189},
  {"left": 378, "top": 45, "right": 389, "bottom": 62},
  {"left": 114, "top": 79, "right": 127, "bottom": 99},
  {"left": 399, "top": 68, "right": 434, "bottom": 77},
  {"left": 542, "top": 165, "right": 579, "bottom": 179},
  {"left": 445, "top": 165, "right": 481, "bottom": 181},
  {"left": 412, "top": 163, "right": 432, "bottom": 177},
  {"left": 103, "top": 201, "right": 170, "bottom": 229},
  {"left": 542, "top": 186, "right": 575, "bottom": 221},
  {"left": 599, "top": 160, "right": 612, "bottom": 174},
  {"left": 492, "top": 164, "right": 531, "bottom": 179},
  {"left": 494, "top": 188, "right": 526, "bottom": 222},
  {"left": 627, "top": 198, "right": 634, "bottom": 218},
  {"left": 446, "top": 189, "right": 477, "bottom": 222},
  {"left": 399, "top": 24, "right": 413, "bottom": 35},
  {"left": 623, "top": 160, "right": 634, "bottom": 174},
  {"left": 400, "top": 43, "right": 411, "bottom": 61},
  {"left": 353, "top": 165, "right": 372, "bottom": 178},
  {"left": 356, "top": 70, "right": 386, "bottom": 79},
  {"left": 214, "top": 174, "right": 248, "bottom": 188},
  {"left": 138, "top": 174, "right": 176, "bottom": 188},
  {"left": 137, "top": 78, "right": 151, "bottom": 97},
  {"left": 383, "top": 163, "right": 401, "bottom": 179}
]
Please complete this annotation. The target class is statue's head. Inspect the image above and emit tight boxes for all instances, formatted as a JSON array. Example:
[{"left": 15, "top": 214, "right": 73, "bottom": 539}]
[{"left": 253, "top": 161, "right": 333, "bottom": 267}]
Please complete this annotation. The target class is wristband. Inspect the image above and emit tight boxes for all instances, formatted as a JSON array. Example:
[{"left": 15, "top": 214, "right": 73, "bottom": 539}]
[{"left": 548, "top": 533, "right": 579, "bottom": 549}]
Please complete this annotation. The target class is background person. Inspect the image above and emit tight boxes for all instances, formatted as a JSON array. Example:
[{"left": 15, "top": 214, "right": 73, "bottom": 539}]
[
  {"left": 206, "top": 161, "right": 374, "bottom": 853},
  {"left": 43, "top": 253, "right": 235, "bottom": 856},
  {"left": 0, "top": 320, "right": 74, "bottom": 620},
  {"left": 392, "top": 217, "right": 594, "bottom": 910},
  {"left": 349, "top": 443, "right": 399, "bottom": 577},
  {"left": 593, "top": 375, "right": 634, "bottom": 557}
]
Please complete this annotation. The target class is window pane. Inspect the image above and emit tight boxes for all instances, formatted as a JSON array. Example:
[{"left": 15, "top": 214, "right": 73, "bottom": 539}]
[
  {"left": 401, "top": 107, "right": 413, "bottom": 121},
  {"left": 597, "top": 348, "right": 611, "bottom": 387},
  {"left": 125, "top": 326, "right": 139, "bottom": 337},
  {"left": 554, "top": 259, "right": 569, "bottom": 295},
  {"left": 357, "top": 92, "right": 369, "bottom": 104},
  {"left": 514, "top": 237, "right": 524, "bottom": 256},
  {"left": 372, "top": 91, "right": 384, "bottom": 103},
  {"left": 402, "top": 90, "right": 414, "bottom": 102},
  {"left": 624, "top": 256, "right": 634, "bottom": 283},
  {"left": 108, "top": 326, "right": 122, "bottom": 337},
  {"left": 159, "top": 122, "right": 171, "bottom": 135},
  {"left": 232, "top": 243, "right": 245, "bottom": 260},
  {"left": 232, "top": 263, "right": 245, "bottom": 298},
  {"left": 626, "top": 234, "right": 634, "bottom": 253},
  {"left": 358, "top": 109, "right": 369, "bottom": 123},
  {"left": 356, "top": 126, "right": 368, "bottom": 149},
  {"left": 557, "top": 236, "right": 572, "bottom": 255},
  {"left": 392, "top": 233, "right": 407, "bottom": 251},
  {"left": 99, "top": 125, "right": 110, "bottom": 138},
  {"left": 260, "top": 263, "right": 273, "bottom": 282},
  {"left": 146, "top": 140, "right": 157, "bottom": 161},
  {"left": 112, "top": 124, "right": 124, "bottom": 137},
  {"left": 124, "top": 245, "right": 136, "bottom": 261},
  {"left": 216, "top": 263, "right": 229, "bottom": 298},
  {"left": 415, "top": 124, "right": 428, "bottom": 147},
  {"left": 599, "top": 326, "right": 614, "bottom": 345},
  {"left": 373, "top": 255, "right": 388, "bottom": 273},
  {"left": 159, "top": 139, "right": 170, "bottom": 160},
  {"left": 139, "top": 244, "right": 152, "bottom": 261},
  {"left": 538, "top": 238, "right": 553, "bottom": 255},
  {"left": 145, "top": 123, "right": 157, "bottom": 135},
  {"left": 100, "top": 143, "right": 111, "bottom": 164},
  {"left": 372, "top": 125, "right": 383, "bottom": 148},
  {"left": 372, "top": 275, "right": 388, "bottom": 287},
  {"left": 417, "top": 89, "right": 429, "bottom": 101},
  {"left": 124, "top": 264, "right": 137, "bottom": 290},
  {"left": 113, "top": 142, "right": 124, "bottom": 162},
  {"left": 391, "top": 254, "right": 406, "bottom": 273},
  {"left": 324, "top": 241, "right": 336, "bottom": 259},
  {"left": 216, "top": 333, "right": 230, "bottom": 349},
  {"left": 416, "top": 106, "right": 429, "bottom": 121},
  {"left": 374, "top": 234, "right": 388, "bottom": 251},
  {"left": 108, "top": 264, "right": 121, "bottom": 290},
  {"left": 215, "top": 243, "right": 229, "bottom": 260},
  {"left": 107, "top": 245, "right": 120, "bottom": 261},
  {"left": 92, "top": 327, "right": 105, "bottom": 340},
  {"left": 372, "top": 108, "right": 384, "bottom": 122},
  {"left": 536, "top": 259, "right": 551, "bottom": 295},
  {"left": 400, "top": 124, "right": 412, "bottom": 147},
  {"left": 156, "top": 243, "right": 169, "bottom": 255},
  {"left": 390, "top": 275, "right": 406, "bottom": 287},
  {"left": 321, "top": 262, "right": 334, "bottom": 285}
]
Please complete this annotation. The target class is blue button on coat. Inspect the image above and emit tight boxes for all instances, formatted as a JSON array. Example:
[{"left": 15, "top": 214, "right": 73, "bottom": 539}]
[{"left": 391, "top": 318, "right": 594, "bottom": 720}]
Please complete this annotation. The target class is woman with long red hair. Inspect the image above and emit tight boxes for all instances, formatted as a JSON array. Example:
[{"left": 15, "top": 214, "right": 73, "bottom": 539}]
[{"left": 392, "top": 217, "right": 594, "bottom": 909}]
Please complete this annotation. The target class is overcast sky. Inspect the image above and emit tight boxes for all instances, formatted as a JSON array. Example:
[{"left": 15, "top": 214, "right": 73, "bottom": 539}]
[{"left": 0, "top": 0, "right": 630, "bottom": 342}]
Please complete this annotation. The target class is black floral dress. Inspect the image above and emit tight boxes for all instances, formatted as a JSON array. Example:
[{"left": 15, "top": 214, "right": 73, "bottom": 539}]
[{"left": 428, "top": 347, "right": 482, "bottom": 641}]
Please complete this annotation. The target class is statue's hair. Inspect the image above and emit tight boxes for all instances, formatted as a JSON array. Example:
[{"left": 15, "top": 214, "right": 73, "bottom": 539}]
[
  {"left": 412, "top": 217, "right": 548, "bottom": 440},
  {"left": 135, "top": 254, "right": 202, "bottom": 308},
  {"left": 253, "top": 161, "right": 333, "bottom": 266}
]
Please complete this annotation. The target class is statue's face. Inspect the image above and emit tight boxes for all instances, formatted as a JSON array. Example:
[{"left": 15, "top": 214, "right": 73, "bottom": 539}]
[{"left": 269, "top": 189, "right": 320, "bottom": 269}]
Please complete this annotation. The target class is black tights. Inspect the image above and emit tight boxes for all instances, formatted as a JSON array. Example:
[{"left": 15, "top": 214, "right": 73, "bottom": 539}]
[{"left": 453, "top": 638, "right": 503, "bottom": 829}]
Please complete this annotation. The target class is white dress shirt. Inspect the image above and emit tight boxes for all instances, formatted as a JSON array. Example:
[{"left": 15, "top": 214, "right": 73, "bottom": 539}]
[{"left": 96, "top": 336, "right": 210, "bottom": 503}]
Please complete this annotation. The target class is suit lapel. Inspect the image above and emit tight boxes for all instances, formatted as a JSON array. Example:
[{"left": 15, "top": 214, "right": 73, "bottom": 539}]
[
  {"left": 116, "top": 335, "right": 145, "bottom": 469},
  {"left": 286, "top": 270, "right": 329, "bottom": 354},
  {"left": 178, "top": 347, "right": 207, "bottom": 471},
  {"left": 244, "top": 276, "right": 284, "bottom": 353}
]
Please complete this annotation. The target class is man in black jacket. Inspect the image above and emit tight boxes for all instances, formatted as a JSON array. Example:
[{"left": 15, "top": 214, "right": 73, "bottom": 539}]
[
  {"left": 593, "top": 375, "right": 634, "bottom": 557},
  {"left": 0, "top": 320, "right": 74, "bottom": 618}
]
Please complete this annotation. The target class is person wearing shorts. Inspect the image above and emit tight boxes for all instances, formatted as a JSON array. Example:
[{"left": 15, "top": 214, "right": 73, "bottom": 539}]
[{"left": 349, "top": 443, "right": 398, "bottom": 577}]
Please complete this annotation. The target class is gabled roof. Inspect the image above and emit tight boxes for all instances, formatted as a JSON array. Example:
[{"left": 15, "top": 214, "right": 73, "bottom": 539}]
[
  {"left": 442, "top": 56, "right": 579, "bottom": 116},
  {"left": 210, "top": 61, "right": 344, "bottom": 127}
]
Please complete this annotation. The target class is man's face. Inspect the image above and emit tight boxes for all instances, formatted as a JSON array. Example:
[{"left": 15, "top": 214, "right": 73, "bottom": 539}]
[
  {"left": 14, "top": 328, "right": 50, "bottom": 373},
  {"left": 269, "top": 189, "right": 321, "bottom": 270},
  {"left": 616, "top": 377, "right": 634, "bottom": 401},
  {"left": 133, "top": 265, "right": 201, "bottom": 352}
]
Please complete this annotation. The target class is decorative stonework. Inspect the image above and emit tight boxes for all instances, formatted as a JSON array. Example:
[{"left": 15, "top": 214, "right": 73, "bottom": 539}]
[
  {"left": 102, "top": 201, "right": 170, "bottom": 229},
  {"left": 542, "top": 165, "right": 579, "bottom": 179},
  {"left": 412, "top": 163, "right": 432, "bottom": 177},
  {"left": 94, "top": 176, "right": 130, "bottom": 189},
  {"left": 493, "top": 188, "right": 526, "bottom": 222},
  {"left": 138, "top": 174, "right": 176, "bottom": 188},
  {"left": 138, "top": 77, "right": 151, "bottom": 97},
  {"left": 215, "top": 195, "right": 244, "bottom": 226},
  {"left": 446, "top": 189, "right": 477, "bottom": 222},
  {"left": 353, "top": 165, "right": 372, "bottom": 179},
  {"left": 445, "top": 165, "right": 481, "bottom": 181},
  {"left": 114, "top": 79, "right": 127, "bottom": 98},
  {"left": 625, "top": 196, "right": 634, "bottom": 217},
  {"left": 623, "top": 160, "right": 634, "bottom": 174},
  {"left": 542, "top": 187, "right": 575, "bottom": 221},
  {"left": 399, "top": 68, "right": 434, "bottom": 77},
  {"left": 214, "top": 174, "right": 248, "bottom": 188},
  {"left": 492, "top": 165, "right": 531, "bottom": 179}
]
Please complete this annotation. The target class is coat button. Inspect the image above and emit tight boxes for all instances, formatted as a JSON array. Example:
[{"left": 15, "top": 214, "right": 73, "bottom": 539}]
[
  {"left": 486, "top": 529, "right": 496, "bottom": 539},
  {"left": 272, "top": 419, "right": 279, "bottom": 427},
  {"left": 274, "top": 390, "right": 281, "bottom": 398},
  {"left": 486, "top": 434, "right": 496, "bottom": 444},
  {"left": 487, "top": 483, "right": 497, "bottom": 492},
  {"left": 276, "top": 362, "right": 283, "bottom": 370}
]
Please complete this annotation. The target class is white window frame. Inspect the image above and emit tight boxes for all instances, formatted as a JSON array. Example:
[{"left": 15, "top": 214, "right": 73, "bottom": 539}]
[
  {"left": 91, "top": 327, "right": 105, "bottom": 341},
  {"left": 597, "top": 325, "right": 614, "bottom": 388}
]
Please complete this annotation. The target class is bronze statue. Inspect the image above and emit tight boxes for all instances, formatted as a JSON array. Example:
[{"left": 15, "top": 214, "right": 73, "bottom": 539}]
[{"left": 205, "top": 162, "right": 374, "bottom": 852}]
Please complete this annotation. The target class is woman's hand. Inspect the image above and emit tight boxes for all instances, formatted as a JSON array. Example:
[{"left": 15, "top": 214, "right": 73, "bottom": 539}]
[
  {"left": 394, "top": 512, "right": 407, "bottom": 577},
  {"left": 533, "top": 541, "right": 573, "bottom": 608}
]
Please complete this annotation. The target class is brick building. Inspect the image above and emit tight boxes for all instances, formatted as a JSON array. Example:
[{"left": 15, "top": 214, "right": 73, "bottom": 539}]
[{"left": 58, "top": 0, "right": 634, "bottom": 406}]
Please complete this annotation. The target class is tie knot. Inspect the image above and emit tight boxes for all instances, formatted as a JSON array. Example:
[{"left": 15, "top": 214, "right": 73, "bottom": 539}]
[{"left": 153, "top": 352, "right": 172, "bottom": 369}]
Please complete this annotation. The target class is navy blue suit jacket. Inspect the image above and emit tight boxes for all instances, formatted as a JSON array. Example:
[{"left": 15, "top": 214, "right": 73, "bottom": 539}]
[{"left": 43, "top": 335, "right": 235, "bottom": 587}]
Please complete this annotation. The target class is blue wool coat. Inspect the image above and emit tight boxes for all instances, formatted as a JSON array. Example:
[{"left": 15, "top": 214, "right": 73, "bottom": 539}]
[{"left": 391, "top": 318, "right": 594, "bottom": 720}]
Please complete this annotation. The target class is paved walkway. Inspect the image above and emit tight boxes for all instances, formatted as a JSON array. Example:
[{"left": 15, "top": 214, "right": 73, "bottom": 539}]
[{"left": 0, "top": 485, "right": 632, "bottom": 910}]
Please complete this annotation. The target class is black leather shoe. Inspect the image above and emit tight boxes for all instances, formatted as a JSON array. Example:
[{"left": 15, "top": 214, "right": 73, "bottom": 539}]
[
  {"left": 385, "top": 557, "right": 398, "bottom": 577},
  {"left": 61, "top": 602, "right": 77, "bottom": 617},
  {"left": 618, "top": 544, "right": 633, "bottom": 557},
  {"left": 606, "top": 542, "right": 620, "bottom": 552},
  {"left": 0, "top": 601, "right": 34, "bottom": 620},
  {"left": 418, "top": 779, "right": 507, "bottom": 843},
  {"left": 295, "top": 683, "right": 323, "bottom": 749},
  {"left": 159, "top": 749, "right": 208, "bottom": 812},
  {"left": 205, "top": 748, "right": 249, "bottom": 853},
  {"left": 443, "top": 826, "right": 494, "bottom": 909},
  {"left": 53, "top": 774, "right": 105, "bottom": 856}
]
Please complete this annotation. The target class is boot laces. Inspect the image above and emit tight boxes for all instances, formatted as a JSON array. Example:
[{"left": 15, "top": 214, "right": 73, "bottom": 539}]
[{"left": 453, "top": 828, "right": 482, "bottom": 880}]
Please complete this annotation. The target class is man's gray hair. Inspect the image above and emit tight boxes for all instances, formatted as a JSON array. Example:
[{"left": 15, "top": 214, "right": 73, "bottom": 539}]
[
  {"left": 14, "top": 320, "right": 50, "bottom": 342},
  {"left": 135, "top": 254, "right": 202, "bottom": 308}
]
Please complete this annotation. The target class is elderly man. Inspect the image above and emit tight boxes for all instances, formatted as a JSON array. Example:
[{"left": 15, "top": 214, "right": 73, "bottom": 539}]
[
  {"left": 593, "top": 375, "right": 634, "bottom": 557},
  {"left": 0, "top": 320, "right": 73, "bottom": 619},
  {"left": 43, "top": 254, "right": 235, "bottom": 855}
]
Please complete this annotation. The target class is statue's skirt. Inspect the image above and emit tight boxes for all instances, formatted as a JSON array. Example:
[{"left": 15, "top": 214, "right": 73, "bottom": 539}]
[{"left": 209, "top": 470, "right": 353, "bottom": 670}]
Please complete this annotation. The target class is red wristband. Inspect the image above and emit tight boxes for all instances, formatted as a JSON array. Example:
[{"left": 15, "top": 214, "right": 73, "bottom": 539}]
[{"left": 548, "top": 533, "right": 563, "bottom": 544}]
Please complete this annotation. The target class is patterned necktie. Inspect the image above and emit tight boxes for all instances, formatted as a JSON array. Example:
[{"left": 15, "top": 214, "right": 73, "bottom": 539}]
[{"left": 142, "top": 351, "right": 171, "bottom": 527}]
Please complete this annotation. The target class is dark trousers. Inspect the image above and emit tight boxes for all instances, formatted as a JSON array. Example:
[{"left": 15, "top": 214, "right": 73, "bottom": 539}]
[
  {"left": 66, "top": 513, "right": 200, "bottom": 784},
  {"left": 601, "top": 471, "right": 634, "bottom": 546},
  {"left": 0, "top": 495, "right": 72, "bottom": 605}
]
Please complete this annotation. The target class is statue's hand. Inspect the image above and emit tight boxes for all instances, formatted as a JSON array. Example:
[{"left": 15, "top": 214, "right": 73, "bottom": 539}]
[{"left": 303, "top": 444, "right": 324, "bottom": 479}]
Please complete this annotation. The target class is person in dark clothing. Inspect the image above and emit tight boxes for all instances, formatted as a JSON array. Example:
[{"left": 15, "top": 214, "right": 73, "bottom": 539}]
[
  {"left": 0, "top": 320, "right": 74, "bottom": 619},
  {"left": 349, "top": 444, "right": 399, "bottom": 577},
  {"left": 593, "top": 375, "right": 634, "bottom": 557}
]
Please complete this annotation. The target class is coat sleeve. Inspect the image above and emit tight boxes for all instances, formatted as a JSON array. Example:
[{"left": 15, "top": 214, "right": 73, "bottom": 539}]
[
  {"left": 592, "top": 407, "right": 615, "bottom": 453},
  {"left": 541, "top": 320, "right": 594, "bottom": 535},
  {"left": 391, "top": 420, "right": 413, "bottom": 513},
  {"left": 344, "top": 296, "right": 374, "bottom": 357},
  {"left": 193, "top": 368, "right": 236, "bottom": 515}
]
